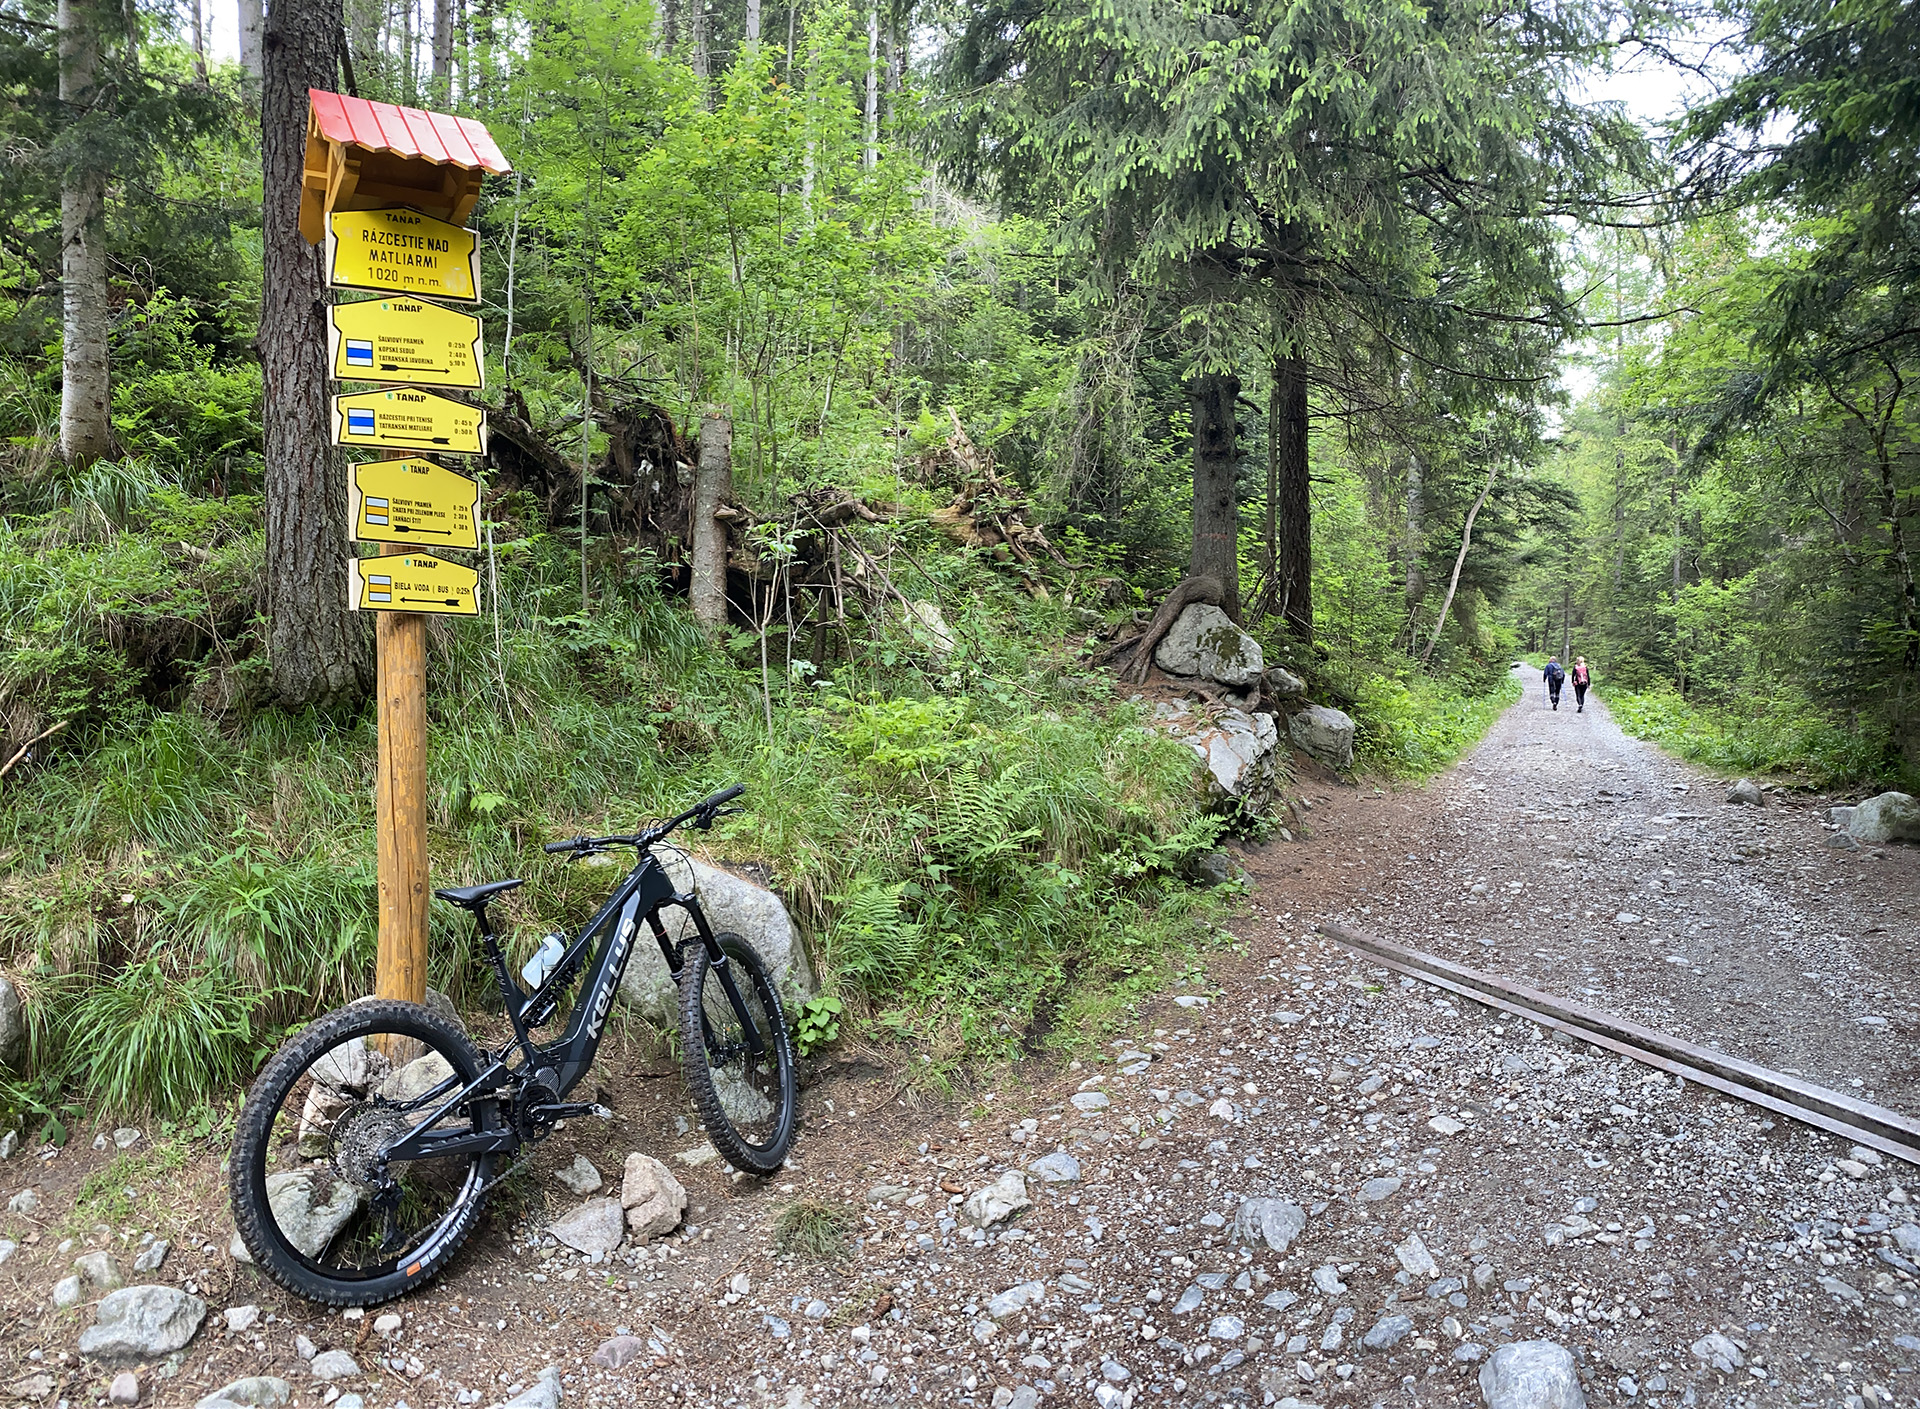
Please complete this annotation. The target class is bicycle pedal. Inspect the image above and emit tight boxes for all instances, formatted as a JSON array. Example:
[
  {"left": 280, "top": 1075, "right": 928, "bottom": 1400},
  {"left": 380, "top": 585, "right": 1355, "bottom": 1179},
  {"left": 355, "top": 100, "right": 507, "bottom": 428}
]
[{"left": 589, "top": 1104, "right": 614, "bottom": 1120}]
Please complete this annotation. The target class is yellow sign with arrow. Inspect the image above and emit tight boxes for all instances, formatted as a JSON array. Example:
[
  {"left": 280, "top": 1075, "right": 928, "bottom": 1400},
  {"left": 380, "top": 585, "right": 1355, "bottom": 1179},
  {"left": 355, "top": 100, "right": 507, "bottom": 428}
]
[
  {"left": 327, "top": 207, "right": 481, "bottom": 302},
  {"left": 348, "top": 553, "right": 480, "bottom": 616},
  {"left": 350, "top": 458, "right": 479, "bottom": 550},
  {"left": 329, "top": 297, "right": 484, "bottom": 390},
  {"left": 331, "top": 387, "right": 488, "bottom": 456}
]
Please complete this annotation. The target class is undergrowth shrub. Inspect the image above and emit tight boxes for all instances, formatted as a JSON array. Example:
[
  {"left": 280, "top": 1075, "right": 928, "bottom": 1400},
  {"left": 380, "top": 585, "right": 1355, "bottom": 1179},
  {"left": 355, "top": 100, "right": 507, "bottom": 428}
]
[
  {"left": 1608, "top": 688, "right": 1906, "bottom": 790},
  {"left": 1350, "top": 671, "right": 1521, "bottom": 779}
]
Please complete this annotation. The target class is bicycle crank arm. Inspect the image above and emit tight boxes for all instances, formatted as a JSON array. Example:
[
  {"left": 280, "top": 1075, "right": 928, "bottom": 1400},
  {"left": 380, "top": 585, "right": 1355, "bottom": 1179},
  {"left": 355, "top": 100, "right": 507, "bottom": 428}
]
[
  {"left": 529, "top": 1101, "right": 612, "bottom": 1124},
  {"left": 382, "top": 1124, "right": 521, "bottom": 1164}
]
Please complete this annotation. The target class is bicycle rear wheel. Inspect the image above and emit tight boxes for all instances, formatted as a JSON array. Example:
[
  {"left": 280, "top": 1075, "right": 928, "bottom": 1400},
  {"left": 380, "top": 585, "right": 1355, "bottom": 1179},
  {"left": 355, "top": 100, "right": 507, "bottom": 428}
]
[
  {"left": 678, "top": 933, "right": 796, "bottom": 1175},
  {"left": 229, "top": 999, "right": 500, "bottom": 1306}
]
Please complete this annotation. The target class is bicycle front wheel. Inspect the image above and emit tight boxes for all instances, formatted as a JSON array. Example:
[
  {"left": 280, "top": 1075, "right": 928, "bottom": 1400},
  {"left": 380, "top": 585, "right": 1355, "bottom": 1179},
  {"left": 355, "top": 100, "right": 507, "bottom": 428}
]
[
  {"left": 678, "top": 933, "right": 797, "bottom": 1175},
  {"left": 229, "top": 999, "right": 500, "bottom": 1306}
]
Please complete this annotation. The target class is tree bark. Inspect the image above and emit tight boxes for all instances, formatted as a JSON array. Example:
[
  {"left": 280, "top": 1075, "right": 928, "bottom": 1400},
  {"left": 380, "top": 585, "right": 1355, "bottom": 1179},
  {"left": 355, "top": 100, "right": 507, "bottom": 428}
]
[
  {"left": 263, "top": 0, "right": 367, "bottom": 708},
  {"left": 432, "top": 0, "right": 453, "bottom": 101},
  {"left": 744, "top": 0, "right": 761, "bottom": 47},
  {"left": 58, "top": 0, "right": 112, "bottom": 466},
  {"left": 238, "top": 0, "right": 264, "bottom": 88},
  {"left": 188, "top": 0, "right": 209, "bottom": 81},
  {"left": 690, "top": 412, "right": 734, "bottom": 630},
  {"left": 1421, "top": 458, "right": 1499, "bottom": 664},
  {"left": 863, "top": 5, "right": 879, "bottom": 169},
  {"left": 1404, "top": 450, "right": 1424, "bottom": 614},
  {"left": 1272, "top": 353, "right": 1310, "bottom": 641},
  {"left": 1189, "top": 371, "right": 1241, "bottom": 620}
]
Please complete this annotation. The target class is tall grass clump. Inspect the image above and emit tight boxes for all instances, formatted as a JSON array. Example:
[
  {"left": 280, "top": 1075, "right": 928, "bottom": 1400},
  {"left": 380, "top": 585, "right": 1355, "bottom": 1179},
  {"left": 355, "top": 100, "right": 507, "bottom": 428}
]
[{"left": 1350, "top": 670, "right": 1521, "bottom": 779}]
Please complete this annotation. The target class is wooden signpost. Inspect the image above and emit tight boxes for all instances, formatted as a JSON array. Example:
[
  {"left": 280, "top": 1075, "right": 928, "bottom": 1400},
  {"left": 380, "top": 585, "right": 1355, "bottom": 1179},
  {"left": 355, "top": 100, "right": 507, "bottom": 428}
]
[{"left": 303, "top": 89, "right": 510, "bottom": 1007}]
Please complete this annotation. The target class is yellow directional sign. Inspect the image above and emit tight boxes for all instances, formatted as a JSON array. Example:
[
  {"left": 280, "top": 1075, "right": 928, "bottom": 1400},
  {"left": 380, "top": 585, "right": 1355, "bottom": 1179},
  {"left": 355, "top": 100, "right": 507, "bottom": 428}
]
[
  {"left": 329, "top": 297, "right": 484, "bottom": 390},
  {"left": 327, "top": 207, "right": 481, "bottom": 302},
  {"left": 348, "top": 553, "right": 480, "bottom": 616},
  {"left": 350, "top": 458, "right": 479, "bottom": 550},
  {"left": 332, "top": 387, "right": 488, "bottom": 456}
]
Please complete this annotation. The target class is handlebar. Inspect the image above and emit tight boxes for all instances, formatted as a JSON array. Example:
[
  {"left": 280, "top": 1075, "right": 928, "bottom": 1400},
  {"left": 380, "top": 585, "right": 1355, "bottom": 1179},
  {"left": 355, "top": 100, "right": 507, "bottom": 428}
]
[{"left": 542, "top": 785, "right": 745, "bottom": 858}]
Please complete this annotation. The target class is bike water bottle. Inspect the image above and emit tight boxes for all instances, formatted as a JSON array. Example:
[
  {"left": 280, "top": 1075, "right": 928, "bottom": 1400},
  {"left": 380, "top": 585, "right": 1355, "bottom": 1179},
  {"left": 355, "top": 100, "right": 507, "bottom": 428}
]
[{"left": 522, "top": 933, "right": 566, "bottom": 988}]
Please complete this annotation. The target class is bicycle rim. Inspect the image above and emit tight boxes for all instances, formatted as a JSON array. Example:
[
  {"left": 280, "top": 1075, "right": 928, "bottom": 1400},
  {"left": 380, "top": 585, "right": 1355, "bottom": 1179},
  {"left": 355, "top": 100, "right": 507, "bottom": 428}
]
[{"left": 239, "top": 1008, "right": 492, "bottom": 1292}]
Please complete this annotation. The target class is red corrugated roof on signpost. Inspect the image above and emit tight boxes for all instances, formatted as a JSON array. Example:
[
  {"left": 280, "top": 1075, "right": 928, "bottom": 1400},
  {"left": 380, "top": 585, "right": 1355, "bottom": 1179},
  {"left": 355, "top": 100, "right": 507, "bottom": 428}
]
[{"left": 300, "top": 89, "right": 510, "bottom": 245}]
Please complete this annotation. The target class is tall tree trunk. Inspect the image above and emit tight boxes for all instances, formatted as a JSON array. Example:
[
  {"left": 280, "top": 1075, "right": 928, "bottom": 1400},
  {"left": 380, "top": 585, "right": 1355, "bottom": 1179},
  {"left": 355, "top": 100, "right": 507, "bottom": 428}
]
[
  {"left": 238, "top": 0, "right": 264, "bottom": 88},
  {"left": 431, "top": 0, "right": 452, "bottom": 101},
  {"left": 744, "top": 0, "right": 761, "bottom": 47},
  {"left": 691, "top": 0, "right": 709, "bottom": 89},
  {"left": 347, "top": 0, "right": 378, "bottom": 94},
  {"left": 1404, "top": 449, "right": 1424, "bottom": 613},
  {"left": 1273, "top": 353, "right": 1310, "bottom": 641},
  {"left": 863, "top": 5, "right": 879, "bottom": 170},
  {"left": 58, "top": 0, "right": 112, "bottom": 466},
  {"left": 1189, "top": 371, "right": 1241, "bottom": 620},
  {"left": 691, "top": 412, "right": 734, "bottom": 630},
  {"left": 263, "top": 0, "right": 367, "bottom": 708},
  {"left": 1261, "top": 372, "right": 1278, "bottom": 616},
  {"left": 188, "top": 0, "right": 209, "bottom": 81},
  {"left": 1422, "top": 458, "right": 1499, "bottom": 665}
]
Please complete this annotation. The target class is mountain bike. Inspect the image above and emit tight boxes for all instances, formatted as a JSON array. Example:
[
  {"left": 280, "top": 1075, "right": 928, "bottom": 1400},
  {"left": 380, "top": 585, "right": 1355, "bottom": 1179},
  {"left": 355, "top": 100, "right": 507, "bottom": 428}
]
[{"left": 229, "top": 784, "right": 797, "bottom": 1306}]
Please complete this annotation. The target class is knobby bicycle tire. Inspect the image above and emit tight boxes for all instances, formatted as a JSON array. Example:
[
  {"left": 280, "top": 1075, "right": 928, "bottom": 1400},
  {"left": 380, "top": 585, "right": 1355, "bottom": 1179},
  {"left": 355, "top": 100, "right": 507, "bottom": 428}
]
[
  {"left": 677, "top": 933, "right": 797, "bottom": 1175},
  {"left": 230, "top": 999, "right": 497, "bottom": 1306}
]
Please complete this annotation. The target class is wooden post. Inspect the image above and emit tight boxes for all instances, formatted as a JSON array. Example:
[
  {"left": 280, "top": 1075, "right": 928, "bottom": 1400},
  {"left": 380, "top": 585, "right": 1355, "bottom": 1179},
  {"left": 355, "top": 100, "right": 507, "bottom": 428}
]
[{"left": 375, "top": 447, "right": 429, "bottom": 1006}]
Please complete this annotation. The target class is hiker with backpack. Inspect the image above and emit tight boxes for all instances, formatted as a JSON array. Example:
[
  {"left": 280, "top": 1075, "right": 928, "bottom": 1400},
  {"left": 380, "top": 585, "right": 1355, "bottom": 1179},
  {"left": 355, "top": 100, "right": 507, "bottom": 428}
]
[
  {"left": 1544, "top": 656, "right": 1566, "bottom": 710},
  {"left": 1572, "top": 656, "right": 1592, "bottom": 712}
]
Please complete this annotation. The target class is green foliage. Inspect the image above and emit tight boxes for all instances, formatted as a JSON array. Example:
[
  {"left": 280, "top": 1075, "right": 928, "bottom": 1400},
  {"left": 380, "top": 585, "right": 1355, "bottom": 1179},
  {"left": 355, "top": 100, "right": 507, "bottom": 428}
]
[
  {"left": 1351, "top": 672, "right": 1523, "bottom": 780},
  {"left": 793, "top": 995, "right": 843, "bottom": 1056},
  {"left": 772, "top": 1198, "right": 853, "bottom": 1260},
  {"left": 1608, "top": 688, "right": 1906, "bottom": 790}
]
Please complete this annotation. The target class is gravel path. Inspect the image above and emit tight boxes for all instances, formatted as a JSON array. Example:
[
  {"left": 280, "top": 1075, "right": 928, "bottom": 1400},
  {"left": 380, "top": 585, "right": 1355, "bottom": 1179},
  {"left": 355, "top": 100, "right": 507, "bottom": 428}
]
[{"left": 3, "top": 673, "right": 1916, "bottom": 1409}]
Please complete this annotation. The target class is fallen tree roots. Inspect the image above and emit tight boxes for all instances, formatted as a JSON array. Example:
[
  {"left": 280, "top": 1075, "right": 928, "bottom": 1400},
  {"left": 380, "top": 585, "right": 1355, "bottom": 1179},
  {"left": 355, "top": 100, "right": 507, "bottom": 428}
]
[{"left": 1098, "top": 574, "right": 1227, "bottom": 684}]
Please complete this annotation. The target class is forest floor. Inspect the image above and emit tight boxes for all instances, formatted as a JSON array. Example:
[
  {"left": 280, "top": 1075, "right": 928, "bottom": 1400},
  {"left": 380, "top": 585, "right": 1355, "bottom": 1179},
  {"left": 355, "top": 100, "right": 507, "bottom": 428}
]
[{"left": 3, "top": 666, "right": 1918, "bottom": 1409}]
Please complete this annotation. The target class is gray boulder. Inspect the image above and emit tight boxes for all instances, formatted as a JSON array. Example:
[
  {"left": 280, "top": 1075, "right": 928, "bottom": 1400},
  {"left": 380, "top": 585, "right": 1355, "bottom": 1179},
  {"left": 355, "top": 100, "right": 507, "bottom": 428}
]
[
  {"left": 1262, "top": 666, "right": 1307, "bottom": 697},
  {"left": 308, "top": 1350, "right": 359, "bottom": 1381},
  {"left": 618, "top": 852, "right": 814, "bottom": 1020},
  {"left": 1289, "top": 704, "right": 1356, "bottom": 770},
  {"left": 377, "top": 1052, "right": 455, "bottom": 1105},
  {"left": 1154, "top": 605, "right": 1264, "bottom": 689},
  {"left": 1726, "top": 778, "right": 1765, "bottom": 806},
  {"left": 1479, "top": 1341, "right": 1585, "bottom": 1409},
  {"left": 620, "top": 1153, "right": 687, "bottom": 1243},
  {"left": 264, "top": 1172, "right": 364, "bottom": 1260},
  {"left": 0, "top": 971, "right": 22, "bottom": 1071},
  {"left": 1151, "top": 702, "right": 1281, "bottom": 812},
  {"left": 77, "top": 1286, "right": 207, "bottom": 1363},
  {"left": 1849, "top": 791, "right": 1920, "bottom": 844},
  {"left": 1231, "top": 1197, "right": 1306, "bottom": 1253}
]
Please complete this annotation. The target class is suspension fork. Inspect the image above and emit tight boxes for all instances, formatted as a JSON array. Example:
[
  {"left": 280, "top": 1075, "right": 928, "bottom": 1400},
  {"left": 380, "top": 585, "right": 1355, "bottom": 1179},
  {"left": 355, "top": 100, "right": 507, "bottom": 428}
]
[{"left": 651, "top": 898, "right": 768, "bottom": 1059}]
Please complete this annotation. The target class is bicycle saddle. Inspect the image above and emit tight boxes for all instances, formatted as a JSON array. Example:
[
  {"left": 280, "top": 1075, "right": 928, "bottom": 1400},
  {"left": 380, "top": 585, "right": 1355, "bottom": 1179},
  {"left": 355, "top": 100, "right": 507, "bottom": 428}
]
[{"left": 433, "top": 878, "right": 525, "bottom": 910}]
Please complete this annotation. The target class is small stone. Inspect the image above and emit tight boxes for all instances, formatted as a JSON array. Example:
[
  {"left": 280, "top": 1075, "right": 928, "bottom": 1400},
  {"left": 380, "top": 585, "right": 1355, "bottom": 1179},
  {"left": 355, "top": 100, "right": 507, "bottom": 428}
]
[
  {"left": 132, "top": 1240, "right": 168, "bottom": 1274},
  {"left": 497, "top": 1367, "right": 563, "bottom": 1409},
  {"left": 195, "top": 1377, "right": 294, "bottom": 1409},
  {"left": 0, "top": 1239, "right": 15, "bottom": 1266},
  {"left": 74, "top": 1250, "right": 122, "bottom": 1292},
  {"left": 589, "top": 1335, "right": 648, "bottom": 1369},
  {"left": 308, "top": 1350, "right": 360, "bottom": 1382},
  {"left": 988, "top": 1281, "right": 1046, "bottom": 1318},
  {"left": 765, "top": 1316, "right": 791, "bottom": 1339},
  {"left": 6, "top": 1187, "right": 38, "bottom": 1215},
  {"left": 112, "top": 1127, "right": 141, "bottom": 1150},
  {"left": 373, "top": 1312, "right": 403, "bottom": 1337},
  {"left": 1311, "top": 1265, "right": 1346, "bottom": 1295},
  {"left": 1362, "top": 1314, "right": 1413, "bottom": 1350},
  {"left": 1207, "top": 1098, "right": 1235, "bottom": 1121},
  {"left": 1725, "top": 779, "right": 1764, "bottom": 806},
  {"left": 674, "top": 1143, "right": 720, "bottom": 1167},
  {"left": 548, "top": 1198, "right": 625, "bottom": 1256},
  {"left": 108, "top": 1371, "right": 140, "bottom": 1405},
  {"left": 1173, "top": 1285, "right": 1205, "bottom": 1314},
  {"left": 229, "top": 1231, "right": 252, "bottom": 1263},
  {"left": 295, "top": 1333, "right": 317, "bottom": 1360},
  {"left": 1231, "top": 1197, "right": 1307, "bottom": 1253},
  {"left": 1207, "top": 1315, "right": 1244, "bottom": 1340},
  {"left": 77, "top": 1286, "right": 208, "bottom": 1363},
  {"left": 620, "top": 1153, "right": 688, "bottom": 1243},
  {"left": 1394, "top": 1232, "right": 1441, "bottom": 1280},
  {"left": 1428, "top": 1115, "right": 1465, "bottom": 1136},
  {"left": 965, "top": 1170, "right": 1031, "bottom": 1228},
  {"left": 1690, "top": 1332, "right": 1743, "bottom": 1373},
  {"left": 1028, "top": 1152, "right": 1081, "bottom": 1184},
  {"left": 1358, "top": 1177, "right": 1402, "bottom": 1202},
  {"left": 52, "top": 1274, "right": 84, "bottom": 1310},
  {"left": 1070, "top": 1091, "right": 1111, "bottom": 1112},
  {"left": 555, "top": 1155, "right": 602, "bottom": 1196},
  {"left": 1478, "top": 1340, "right": 1586, "bottom": 1409},
  {"left": 223, "top": 1304, "right": 261, "bottom": 1333}
]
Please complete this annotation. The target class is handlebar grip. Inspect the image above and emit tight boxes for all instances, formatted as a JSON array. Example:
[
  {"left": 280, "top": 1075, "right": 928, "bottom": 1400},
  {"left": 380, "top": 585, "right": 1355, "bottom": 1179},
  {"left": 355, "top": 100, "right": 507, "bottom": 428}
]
[
  {"left": 703, "top": 784, "right": 745, "bottom": 809},
  {"left": 543, "top": 837, "right": 583, "bottom": 855}
]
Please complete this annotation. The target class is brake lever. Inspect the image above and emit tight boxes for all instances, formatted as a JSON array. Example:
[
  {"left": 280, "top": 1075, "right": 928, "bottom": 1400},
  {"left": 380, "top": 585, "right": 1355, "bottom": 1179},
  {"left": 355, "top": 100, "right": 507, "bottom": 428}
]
[{"left": 565, "top": 846, "right": 611, "bottom": 863}]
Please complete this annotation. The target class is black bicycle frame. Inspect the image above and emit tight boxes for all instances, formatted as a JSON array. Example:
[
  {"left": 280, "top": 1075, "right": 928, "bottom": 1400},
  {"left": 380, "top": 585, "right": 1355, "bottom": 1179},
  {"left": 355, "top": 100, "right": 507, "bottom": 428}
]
[{"left": 379, "top": 847, "right": 767, "bottom": 1169}]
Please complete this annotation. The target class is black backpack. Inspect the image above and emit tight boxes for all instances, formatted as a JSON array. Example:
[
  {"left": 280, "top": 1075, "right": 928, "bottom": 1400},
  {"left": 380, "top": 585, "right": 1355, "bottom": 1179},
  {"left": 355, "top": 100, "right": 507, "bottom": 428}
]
[{"left": 1545, "top": 662, "right": 1564, "bottom": 685}]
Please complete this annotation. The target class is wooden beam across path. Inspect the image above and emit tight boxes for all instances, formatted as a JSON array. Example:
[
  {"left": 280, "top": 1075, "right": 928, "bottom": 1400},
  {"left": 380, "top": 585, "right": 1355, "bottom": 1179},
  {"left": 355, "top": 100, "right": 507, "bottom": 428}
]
[{"left": 1316, "top": 920, "right": 1920, "bottom": 1167}]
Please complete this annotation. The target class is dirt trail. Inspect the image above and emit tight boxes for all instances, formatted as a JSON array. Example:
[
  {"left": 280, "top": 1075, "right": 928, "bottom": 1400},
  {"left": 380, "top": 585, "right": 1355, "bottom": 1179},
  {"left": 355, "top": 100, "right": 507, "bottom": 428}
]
[{"left": 3, "top": 674, "right": 1918, "bottom": 1409}]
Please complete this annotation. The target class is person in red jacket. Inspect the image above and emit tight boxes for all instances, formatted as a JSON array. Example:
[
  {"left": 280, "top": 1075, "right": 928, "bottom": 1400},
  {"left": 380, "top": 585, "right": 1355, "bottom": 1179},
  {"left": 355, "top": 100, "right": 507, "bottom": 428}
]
[{"left": 1572, "top": 656, "right": 1592, "bottom": 712}]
